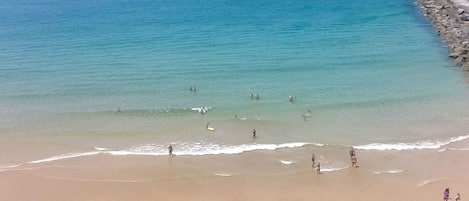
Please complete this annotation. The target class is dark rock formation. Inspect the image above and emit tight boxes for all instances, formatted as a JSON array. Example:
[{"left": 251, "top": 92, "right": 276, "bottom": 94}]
[{"left": 417, "top": 0, "right": 469, "bottom": 70}]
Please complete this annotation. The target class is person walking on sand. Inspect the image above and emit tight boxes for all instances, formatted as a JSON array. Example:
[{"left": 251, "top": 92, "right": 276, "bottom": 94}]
[
  {"left": 443, "top": 188, "right": 450, "bottom": 201},
  {"left": 316, "top": 163, "right": 321, "bottom": 174},
  {"left": 252, "top": 129, "right": 257, "bottom": 138},
  {"left": 455, "top": 193, "right": 461, "bottom": 201},
  {"left": 168, "top": 144, "right": 173, "bottom": 157},
  {"left": 311, "top": 153, "right": 316, "bottom": 167}
]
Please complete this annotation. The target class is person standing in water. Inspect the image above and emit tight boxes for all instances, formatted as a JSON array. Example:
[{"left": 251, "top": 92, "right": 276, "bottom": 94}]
[
  {"left": 168, "top": 144, "right": 173, "bottom": 157},
  {"left": 316, "top": 163, "right": 321, "bottom": 174},
  {"left": 252, "top": 129, "right": 257, "bottom": 138},
  {"left": 349, "top": 146, "right": 358, "bottom": 168}
]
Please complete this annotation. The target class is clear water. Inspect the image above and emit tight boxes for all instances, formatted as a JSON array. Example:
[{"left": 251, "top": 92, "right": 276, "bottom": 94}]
[{"left": 1, "top": 0, "right": 469, "bottom": 155}]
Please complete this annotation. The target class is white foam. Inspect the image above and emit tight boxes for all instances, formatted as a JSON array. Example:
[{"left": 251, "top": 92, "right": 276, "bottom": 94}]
[
  {"left": 279, "top": 160, "right": 294, "bottom": 165},
  {"left": 355, "top": 135, "right": 469, "bottom": 151},
  {"left": 0, "top": 164, "right": 21, "bottom": 169},
  {"left": 28, "top": 152, "right": 101, "bottom": 164},
  {"left": 321, "top": 165, "right": 349, "bottom": 172},
  {"left": 373, "top": 169, "right": 404, "bottom": 174},
  {"left": 105, "top": 142, "right": 312, "bottom": 156},
  {"left": 448, "top": 147, "right": 469, "bottom": 151},
  {"left": 191, "top": 106, "right": 212, "bottom": 114},
  {"left": 214, "top": 173, "right": 232, "bottom": 177},
  {"left": 94, "top": 147, "right": 110, "bottom": 151},
  {"left": 417, "top": 178, "right": 445, "bottom": 187}
]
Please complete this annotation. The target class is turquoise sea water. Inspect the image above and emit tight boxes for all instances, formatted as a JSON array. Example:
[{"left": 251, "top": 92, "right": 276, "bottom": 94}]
[{"left": 1, "top": 0, "right": 469, "bottom": 156}]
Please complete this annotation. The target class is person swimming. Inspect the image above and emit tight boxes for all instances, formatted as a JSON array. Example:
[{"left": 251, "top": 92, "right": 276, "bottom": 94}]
[
  {"left": 288, "top": 95, "right": 295, "bottom": 102},
  {"left": 255, "top": 93, "right": 260, "bottom": 100}
]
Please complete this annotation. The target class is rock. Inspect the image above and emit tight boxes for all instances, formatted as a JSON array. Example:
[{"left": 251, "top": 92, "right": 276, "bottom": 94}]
[
  {"left": 460, "top": 15, "right": 469, "bottom": 21},
  {"left": 449, "top": 52, "right": 459, "bottom": 58}
]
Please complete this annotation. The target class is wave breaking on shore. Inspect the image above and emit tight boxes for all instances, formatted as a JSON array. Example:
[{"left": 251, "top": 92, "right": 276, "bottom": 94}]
[{"left": 21, "top": 135, "right": 469, "bottom": 164}]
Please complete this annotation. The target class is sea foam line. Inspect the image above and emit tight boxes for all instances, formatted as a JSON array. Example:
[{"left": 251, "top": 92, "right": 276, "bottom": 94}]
[
  {"left": 373, "top": 169, "right": 404, "bottom": 174},
  {"left": 106, "top": 142, "right": 314, "bottom": 156},
  {"left": 355, "top": 135, "right": 469, "bottom": 151},
  {"left": 321, "top": 165, "right": 350, "bottom": 172},
  {"left": 26, "top": 142, "right": 315, "bottom": 164},
  {"left": 417, "top": 178, "right": 446, "bottom": 187},
  {"left": 28, "top": 152, "right": 101, "bottom": 164}
]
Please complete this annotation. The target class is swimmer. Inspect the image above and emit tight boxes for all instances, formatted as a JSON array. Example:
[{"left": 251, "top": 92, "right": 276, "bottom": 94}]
[
  {"left": 288, "top": 95, "right": 295, "bottom": 102},
  {"left": 250, "top": 93, "right": 254, "bottom": 99},
  {"left": 255, "top": 93, "right": 260, "bottom": 100}
]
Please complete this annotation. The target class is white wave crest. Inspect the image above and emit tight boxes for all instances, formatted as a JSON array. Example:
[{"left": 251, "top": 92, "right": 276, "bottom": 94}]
[
  {"left": 355, "top": 135, "right": 469, "bottom": 151},
  {"left": 374, "top": 169, "right": 404, "bottom": 174},
  {"left": 106, "top": 142, "right": 312, "bottom": 156}
]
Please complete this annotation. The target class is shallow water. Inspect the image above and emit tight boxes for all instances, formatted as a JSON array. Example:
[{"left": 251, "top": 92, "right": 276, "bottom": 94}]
[{"left": 1, "top": 0, "right": 469, "bottom": 158}]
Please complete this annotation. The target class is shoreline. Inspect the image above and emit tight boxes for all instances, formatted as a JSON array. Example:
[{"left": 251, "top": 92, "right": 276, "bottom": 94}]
[
  {"left": 417, "top": 0, "right": 469, "bottom": 69},
  {"left": 0, "top": 143, "right": 468, "bottom": 201}
]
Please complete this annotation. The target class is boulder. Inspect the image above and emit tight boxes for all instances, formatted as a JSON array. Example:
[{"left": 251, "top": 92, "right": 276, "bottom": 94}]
[{"left": 449, "top": 52, "right": 459, "bottom": 58}]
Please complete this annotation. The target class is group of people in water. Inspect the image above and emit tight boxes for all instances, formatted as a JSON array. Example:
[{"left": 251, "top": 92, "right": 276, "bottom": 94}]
[{"left": 312, "top": 146, "right": 358, "bottom": 174}]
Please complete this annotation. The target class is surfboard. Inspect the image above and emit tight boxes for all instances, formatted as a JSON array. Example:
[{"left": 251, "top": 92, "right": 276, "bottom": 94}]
[{"left": 207, "top": 127, "right": 215, "bottom": 131}]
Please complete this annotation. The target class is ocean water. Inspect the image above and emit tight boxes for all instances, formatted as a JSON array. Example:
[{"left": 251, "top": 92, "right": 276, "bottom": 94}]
[{"left": 1, "top": 0, "right": 469, "bottom": 160}]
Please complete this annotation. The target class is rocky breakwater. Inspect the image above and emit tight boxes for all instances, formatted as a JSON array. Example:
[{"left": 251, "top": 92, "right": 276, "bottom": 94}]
[{"left": 418, "top": 0, "right": 469, "bottom": 69}]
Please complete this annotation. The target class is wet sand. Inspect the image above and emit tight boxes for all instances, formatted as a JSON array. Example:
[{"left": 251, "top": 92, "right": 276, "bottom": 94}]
[{"left": 0, "top": 141, "right": 468, "bottom": 201}]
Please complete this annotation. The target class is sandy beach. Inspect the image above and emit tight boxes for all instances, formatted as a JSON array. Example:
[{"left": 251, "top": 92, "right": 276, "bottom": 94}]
[{"left": 0, "top": 139, "right": 468, "bottom": 201}]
